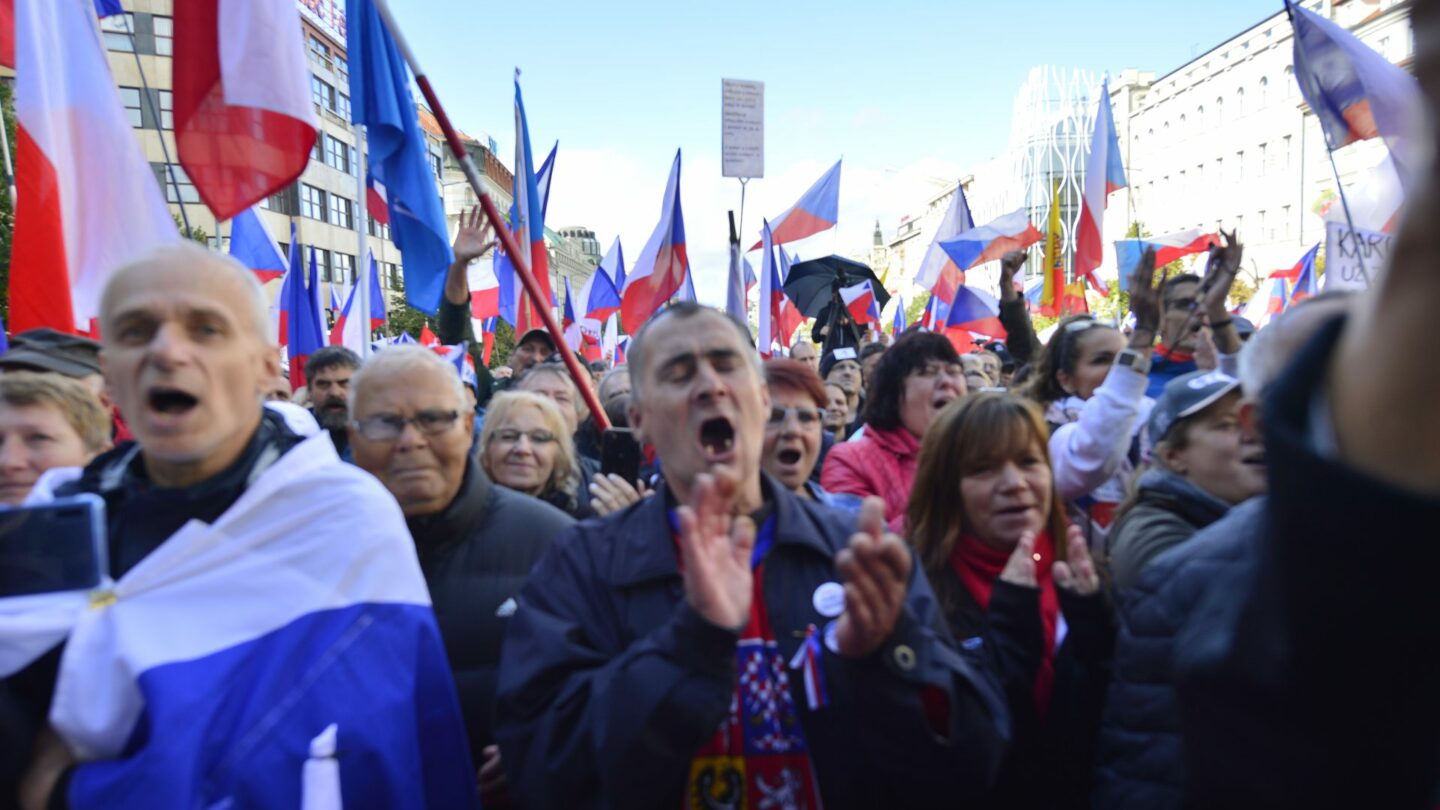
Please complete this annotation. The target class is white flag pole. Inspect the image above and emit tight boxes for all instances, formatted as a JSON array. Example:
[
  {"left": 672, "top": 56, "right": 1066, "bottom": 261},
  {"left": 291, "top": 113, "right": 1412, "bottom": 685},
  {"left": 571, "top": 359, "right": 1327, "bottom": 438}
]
[{"left": 353, "top": 125, "right": 372, "bottom": 359}]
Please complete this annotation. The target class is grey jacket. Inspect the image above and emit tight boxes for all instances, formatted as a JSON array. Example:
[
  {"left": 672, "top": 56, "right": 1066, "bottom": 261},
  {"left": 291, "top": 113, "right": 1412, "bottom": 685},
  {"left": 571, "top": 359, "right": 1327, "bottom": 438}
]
[{"left": 1105, "top": 469, "right": 1231, "bottom": 590}]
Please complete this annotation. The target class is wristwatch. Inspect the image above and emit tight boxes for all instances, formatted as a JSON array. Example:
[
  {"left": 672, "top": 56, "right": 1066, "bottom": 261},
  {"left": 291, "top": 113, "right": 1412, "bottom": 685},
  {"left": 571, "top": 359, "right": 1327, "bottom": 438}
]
[{"left": 1116, "top": 348, "right": 1151, "bottom": 376}]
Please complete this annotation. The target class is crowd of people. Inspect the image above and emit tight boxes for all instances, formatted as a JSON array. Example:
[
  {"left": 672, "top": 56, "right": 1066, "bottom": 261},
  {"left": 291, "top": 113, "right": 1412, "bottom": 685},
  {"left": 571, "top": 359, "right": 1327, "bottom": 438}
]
[{"left": 3, "top": 12, "right": 1440, "bottom": 805}]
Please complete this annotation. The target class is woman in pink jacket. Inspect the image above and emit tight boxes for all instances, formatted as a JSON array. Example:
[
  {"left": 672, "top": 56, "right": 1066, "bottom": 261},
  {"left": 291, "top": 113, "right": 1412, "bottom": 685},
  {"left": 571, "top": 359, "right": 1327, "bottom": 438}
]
[{"left": 821, "top": 330, "right": 966, "bottom": 529}]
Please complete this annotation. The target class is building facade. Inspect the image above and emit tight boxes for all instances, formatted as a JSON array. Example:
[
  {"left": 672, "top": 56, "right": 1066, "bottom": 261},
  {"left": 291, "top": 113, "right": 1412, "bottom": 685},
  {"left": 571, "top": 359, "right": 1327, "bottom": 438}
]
[{"left": 881, "top": 0, "right": 1413, "bottom": 295}]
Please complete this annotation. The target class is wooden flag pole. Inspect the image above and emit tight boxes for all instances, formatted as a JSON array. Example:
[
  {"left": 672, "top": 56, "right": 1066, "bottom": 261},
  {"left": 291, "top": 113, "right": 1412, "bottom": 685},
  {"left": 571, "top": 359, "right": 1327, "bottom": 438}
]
[{"left": 368, "top": 0, "right": 609, "bottom": 430}]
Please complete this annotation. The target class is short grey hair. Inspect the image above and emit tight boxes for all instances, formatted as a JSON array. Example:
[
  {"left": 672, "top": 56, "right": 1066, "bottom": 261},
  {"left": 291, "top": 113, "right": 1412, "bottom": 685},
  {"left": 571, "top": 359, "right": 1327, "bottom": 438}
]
[
  {"left": 102, "top": 242, "right": 270, "bottom": 343},
  {"left": 349, "top": 345, "right": 465, "bottom": 418},
  {"left": 1237, "top": 293, "right": 1354, "bottom": 401},
  {"left": 626, "top": 302, "right": 759, "bottom": 402},
  {"left": 597, "top": 366, "right": 630, "bottom": 401}
]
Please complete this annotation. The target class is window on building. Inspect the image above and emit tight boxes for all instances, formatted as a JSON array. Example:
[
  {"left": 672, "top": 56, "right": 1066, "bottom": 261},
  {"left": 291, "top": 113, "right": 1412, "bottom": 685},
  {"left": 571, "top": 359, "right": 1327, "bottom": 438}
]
[
  {"left": 1215, "top": 97, "right": 1224, "bottom": 126},
  {"left": 1235, "top": 87, "right": 1245, "bottom": 117},
  {"left": 1258, "top": 209, "right": 1268, "bottom": 240},
  {"left": 334, "top": 55, "right": 349, "bottom": 83},
  {"left": 329, "top": 194, "right": 354, "bottom": 229},
  {"left": 325, "top": 136, "right": 351, "bottom": 174},
  {"left": 1196, "top": 105, "right": 1205, "bottom": 131},
  {"left": 311, "top": 77, "right": 335, "bottom": 111},
  {"left": 368, "top": 216, "right": 391, "bottom": 241},
  {"left": 1283, "top": 135, "right": 1293, "bottom": 169},
  {"left": 385, "top": 262, "right": 402, "bottom": 291},
  {"left": 154, "top": 163, "right": 199, "bottom": 204},
  {"left": 334, "top": 253, "right": 355, "bottom": 286},
  {"left": 1282, "top": 205, "right": 1292, "bottom": 238},
  {"left": 1235, "top": 150, "right": 1245, "bottom": 182},
  {"left": 1258, "top": 76, "right": 1268, "bottom": 107},
  {"left": 315, "top": 249, "right": 333, "bottom": 283},
  {"left": 1258, "top": 142, "right": 1268, "bottom": 176},
  {"left": 119, "top": 87, "right": 143, "bottom": 128},
  {"left": 151, "top": 15, "right": 173, "bottom": 57},
  {"left": 1235, "top": 214, "right": 1244, "bottom": 234},
  {"left": 308, "top": 35, "right": 331, "bottom": 69},
  {"left": 156, "top": 89, "right": 173, "bottom": 130},
  {"left": 1284, "top": 66, "right": 1295, "bottom": 98},
  {"left": 301, "top": 184, "right": 327, "bottom": 221},
  {"left": 431, "top": 152, "right": 444, "bottom": 180},
  {"left": 336, "top": 93, "right": 351, "bottom": 121},
  {"left": 100, "top": 14, "right": 135, "bottom": 51}
]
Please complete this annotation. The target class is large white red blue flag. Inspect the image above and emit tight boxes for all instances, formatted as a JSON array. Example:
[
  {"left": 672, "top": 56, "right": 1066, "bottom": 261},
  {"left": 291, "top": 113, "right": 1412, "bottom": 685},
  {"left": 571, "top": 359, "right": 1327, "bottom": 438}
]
[
  {"left": 620, "top": 150, "right": 689, "bottom": 332},
  {"left": 1074, "top": 77, "right": 1127, "bottom": 294}
]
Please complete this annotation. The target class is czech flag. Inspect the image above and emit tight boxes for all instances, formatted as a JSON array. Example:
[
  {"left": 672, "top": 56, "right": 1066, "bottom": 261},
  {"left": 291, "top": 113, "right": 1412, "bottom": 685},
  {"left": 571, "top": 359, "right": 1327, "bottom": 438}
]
[
  {"left": 1287, "top": 0, "right": 1424, "bottom": 180},
  {"left": 419, "top": 324, "right": 440, "bottom": 348},
  {"left": 937, "top": 209, "right": 1045, "bottom": 272},
  {"left": 1114, "top": 230, "right": 1219, "bottom": 290},
  {"left": 750, "top": 159, "right": 841, "bottom": 251},
  {"left": 536, "top": 142, "right": 557, "bottom": 218},
  {"left": 914, "top": 183, "right": 976, "bottom": 307},
  {"left": 366, "top": 173, "right": 390, "bottom": 225},
  {"left": 495, "top": 78, "right": 553, "bottom": 333},
  {"left": 1242, "top": 275, "right": 1290, "bottom": 329},
  {"left": 478, "top": 317, "right": 498, "bottom": 366},
  {"left": 620, "top": 150, "right": 689, "bottom": 332},
  {"left": 1271, "top": 242, "right": 1320, "bottom": 282},
  {"left": 1074, "top": 77, "right": 1127, "bottom": 294},
  {"left": 943, "top": 285, "right": 1006, "bottom": 341},
  {"left": 892, "top": 295, "right": 907, "bottom": 334},
  {"left": 365, "top": 251, "right": 387, "bottom": 328},
  {"left": 840, "top": 281, "right": 881, "bottom": 326},
  {"left": 562, "top": 276, "right": 583, "bottom": 351},
  {"left": 468, "top": 260, "right": 501, "bottom": 321},
  {"left": 281, "top": 239, "right": 325, "bottom": 388},
  {"left": 173, "top": 0, "right": 318, "bottom": 220},
  {"left": 7, "top": 0, "right": 179, "bottom": 334},
  {"left": 227, "top": 206, "right": 287, "bottom": 283},
  {"left": 580, "top": 238, "right": 623, "bottom": 323},
  {"left": 348, "top": 0, "right": 454, "bottom": 315},
  {"left": 1290, "top": 244, "right": 1319, "bottom": 303}
]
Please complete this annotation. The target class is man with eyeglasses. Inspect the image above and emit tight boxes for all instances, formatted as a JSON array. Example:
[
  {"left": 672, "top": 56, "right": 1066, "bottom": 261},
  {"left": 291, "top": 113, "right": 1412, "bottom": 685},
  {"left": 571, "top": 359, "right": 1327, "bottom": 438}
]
[
  {"left": 347, "top": 345, "right": 573, "bottom": 807},
  {"left": 495, "top": 302, "right": 1007, "bottom": 809}
]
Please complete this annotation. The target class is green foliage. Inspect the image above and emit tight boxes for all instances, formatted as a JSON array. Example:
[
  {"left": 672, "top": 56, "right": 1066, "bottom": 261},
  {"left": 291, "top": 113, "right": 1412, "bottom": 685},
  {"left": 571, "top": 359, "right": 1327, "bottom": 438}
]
[
  {"left": 906, "top": 293, "right": 931, "bottom": 328},
  {"left": 488, "top": 319, "right": 516, "bottom": 369},
  {"left": 173, "top": 214, "right": 209, "bottom": 245}
]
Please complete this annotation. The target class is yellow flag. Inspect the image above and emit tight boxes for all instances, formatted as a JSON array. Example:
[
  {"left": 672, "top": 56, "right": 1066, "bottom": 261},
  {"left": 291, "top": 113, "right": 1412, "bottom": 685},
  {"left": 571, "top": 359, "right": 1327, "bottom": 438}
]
[{"left": 1040, "top": 178, "right": 1064, "bottom": 316}]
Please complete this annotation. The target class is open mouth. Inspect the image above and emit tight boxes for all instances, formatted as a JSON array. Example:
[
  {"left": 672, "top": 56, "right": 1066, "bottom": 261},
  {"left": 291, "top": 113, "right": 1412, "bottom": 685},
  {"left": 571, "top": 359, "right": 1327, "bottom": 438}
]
[
  {"left": 699, "top": 417, "right": 735, "bottom": 458},
  {"left": 148, "top": 386, "right": 199, "bottom": 416},
  {"left": 995, "top": 504, "right": 1032, "bottom": 518},
  {"left": 777, "top": 448, "right": 802, "bottom": 466},
  {"left": 1241, "top": 452, "right": 1266, "bottom": 467}
]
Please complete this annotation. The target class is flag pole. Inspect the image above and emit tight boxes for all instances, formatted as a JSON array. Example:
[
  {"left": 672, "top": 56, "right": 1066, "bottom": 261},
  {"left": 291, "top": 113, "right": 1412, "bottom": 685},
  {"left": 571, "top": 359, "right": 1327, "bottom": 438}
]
[
  {"left": 0, "top": 99, "right": 15, "bottom": 204},
  {"left": 368, "top": 0, "right": 609, "bottom": 430},
  {"left": 117, "top": 12, "right": 191, "bottom": 236},
  {"left": 353, "top": 125, "right": 372, "bottom": 358}
]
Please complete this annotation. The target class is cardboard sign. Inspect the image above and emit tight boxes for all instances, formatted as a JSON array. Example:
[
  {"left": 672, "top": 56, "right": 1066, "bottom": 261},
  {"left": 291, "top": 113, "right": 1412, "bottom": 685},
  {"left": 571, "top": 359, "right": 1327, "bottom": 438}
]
[
  {"left": 1324, "top": 221, "right": 1393, "bottom": 291},
  {"left": 721, "top": 79, "right": 764, "bottom": 179}
]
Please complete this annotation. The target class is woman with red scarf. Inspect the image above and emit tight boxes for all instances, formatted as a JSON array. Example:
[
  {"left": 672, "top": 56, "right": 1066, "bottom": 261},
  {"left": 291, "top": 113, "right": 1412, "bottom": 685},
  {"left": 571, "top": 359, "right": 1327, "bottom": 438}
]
[{"left": 908, "top": 393, "right": 1114, "bottom": 809}]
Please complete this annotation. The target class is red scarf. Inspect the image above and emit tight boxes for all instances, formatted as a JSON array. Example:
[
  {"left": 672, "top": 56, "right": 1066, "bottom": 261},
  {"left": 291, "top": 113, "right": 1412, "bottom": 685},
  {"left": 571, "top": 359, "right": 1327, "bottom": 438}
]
[
  {"left": 950, "top": 532, "right": 1060, "bottom": 717},
  {"left": 1154, "top": 342, "right": 1194, "bottom": 363}
]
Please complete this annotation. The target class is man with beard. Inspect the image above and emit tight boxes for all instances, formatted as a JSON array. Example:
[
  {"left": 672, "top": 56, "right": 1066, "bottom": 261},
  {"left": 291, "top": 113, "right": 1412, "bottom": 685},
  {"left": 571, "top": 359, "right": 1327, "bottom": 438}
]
[{"left": 305, "top": 347, "right": 360, "bottom": 459}]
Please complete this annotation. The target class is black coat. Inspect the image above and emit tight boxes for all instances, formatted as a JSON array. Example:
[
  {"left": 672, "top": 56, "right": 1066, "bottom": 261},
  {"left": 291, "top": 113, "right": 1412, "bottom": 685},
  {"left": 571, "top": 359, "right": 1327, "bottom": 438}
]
[
  {"left": 406, "top": 457, "right": 574, "bottom": 765},
  {"left": 933, "top": 566, "right": 1114, "bottom": 809},
  {"left": 1175, "top": 315, "right": 1440, "bottom": 807},
  {"left": 1092, "top": 498, "right": 1259, "bottom": 809},
  {"left": 494, "top": 476, "right": 1010, "bottom": 809}
]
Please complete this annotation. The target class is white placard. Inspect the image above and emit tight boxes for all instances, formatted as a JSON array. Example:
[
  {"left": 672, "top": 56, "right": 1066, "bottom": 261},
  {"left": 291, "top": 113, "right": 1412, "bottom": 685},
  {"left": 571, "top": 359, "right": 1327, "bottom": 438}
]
[
  {"left": 721, "top": 79, "right": 764, "bottom": 179},
  {"left": 1324, "top": 221, "right": 1392, "bottom": 291}
]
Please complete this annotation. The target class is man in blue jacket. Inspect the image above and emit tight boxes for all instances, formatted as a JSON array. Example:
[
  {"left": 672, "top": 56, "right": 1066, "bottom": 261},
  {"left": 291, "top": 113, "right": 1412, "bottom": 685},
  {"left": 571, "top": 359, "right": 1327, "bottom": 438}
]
[{"left": 494, "top": 302, "right": 1009, "bottom": 809}]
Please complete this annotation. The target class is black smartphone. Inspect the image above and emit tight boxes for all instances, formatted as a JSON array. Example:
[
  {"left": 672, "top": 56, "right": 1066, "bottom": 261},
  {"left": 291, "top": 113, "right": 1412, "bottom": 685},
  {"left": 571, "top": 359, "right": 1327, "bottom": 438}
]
[
  {"left": 600, "top": 427, "right": 643, "bottom": 486},
  {"left": 0, "top": 494, "right": 108, "bottom": 598}
]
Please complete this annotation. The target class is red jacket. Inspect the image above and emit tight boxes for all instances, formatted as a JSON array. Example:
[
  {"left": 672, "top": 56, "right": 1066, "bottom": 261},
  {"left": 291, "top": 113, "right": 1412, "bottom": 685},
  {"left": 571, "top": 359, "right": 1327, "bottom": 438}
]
[{"left": 820, "top": 424, "right": 921, "bottom": 531}]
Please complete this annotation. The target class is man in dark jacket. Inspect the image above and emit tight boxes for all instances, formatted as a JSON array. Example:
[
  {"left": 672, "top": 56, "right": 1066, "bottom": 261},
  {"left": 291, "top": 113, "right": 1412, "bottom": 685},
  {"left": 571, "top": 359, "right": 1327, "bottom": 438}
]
[
  {"left": 495, "top": 302, "right": 1009, "bottom": 809},
  {"left": 348, "top": 345, "right": 573, "bottom": 805}
]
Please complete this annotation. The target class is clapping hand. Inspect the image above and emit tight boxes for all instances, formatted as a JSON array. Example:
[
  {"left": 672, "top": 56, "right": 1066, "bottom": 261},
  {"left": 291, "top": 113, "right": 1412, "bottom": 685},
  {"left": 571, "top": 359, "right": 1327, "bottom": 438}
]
[
  {"left": 675, "top": 473, "right": 756, "bottom": 630},
  {"left": 834, "top": 498, "right": 914, "bottom": 658}
]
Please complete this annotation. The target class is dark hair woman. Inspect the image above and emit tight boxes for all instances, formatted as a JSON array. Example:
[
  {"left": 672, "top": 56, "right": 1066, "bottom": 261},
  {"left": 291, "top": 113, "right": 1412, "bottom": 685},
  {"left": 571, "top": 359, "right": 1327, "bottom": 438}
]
[
  {"left": 1021, "top": 249, "right": 1165, "bottom": 546},
  {"left": 820, "top": 330, "right": 965, "bottom": 530},
  {"left": 909, "top": 392, "right": 1113, "bottom": 807}
]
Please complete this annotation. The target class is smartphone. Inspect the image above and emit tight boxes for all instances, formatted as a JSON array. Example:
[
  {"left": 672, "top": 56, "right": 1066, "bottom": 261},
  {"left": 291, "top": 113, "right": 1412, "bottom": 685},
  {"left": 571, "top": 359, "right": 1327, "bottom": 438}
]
[
  {"left": 0, "top": 494, "right": 108, "bottom": 598},
  {"left": 600, "top": 427, "right": 643, "bottom": 486}
]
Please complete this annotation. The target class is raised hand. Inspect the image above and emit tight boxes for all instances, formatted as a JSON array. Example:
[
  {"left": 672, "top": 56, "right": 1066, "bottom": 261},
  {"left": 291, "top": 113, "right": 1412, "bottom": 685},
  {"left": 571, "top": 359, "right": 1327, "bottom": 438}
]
[
  {"left": 998, "top": 250, "right": 1026, "bottom": 302},
  {"left": 834, "top": 498, "right": 914, "bottom": 658},
  {"left": 1128, "top": 247, "right": 1164, "bottom": 345},
  {"left": 674, "top": 473, "right": 756, "bottom": 630},
  {"left": 588, "top": 473, "right": 649, "bottom": 516},
  {"left": 453, "top": 205, "right": 496, "bottom": 265},
  {"left": 998, "top": 531, "right": 1040, "bottom": 587},
  {"left": 1052, "top": 525, "right": 1101, "bottom": 596},
  {"left": 1201, "top": 230, "right": 1243, "bottom": 322}
]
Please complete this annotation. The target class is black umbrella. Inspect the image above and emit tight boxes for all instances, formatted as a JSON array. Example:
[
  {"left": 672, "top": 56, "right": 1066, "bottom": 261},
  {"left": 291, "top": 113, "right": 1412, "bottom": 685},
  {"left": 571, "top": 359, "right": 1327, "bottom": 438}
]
[{"left": 782, "top": 255, "right": 891, "bottom": 318}]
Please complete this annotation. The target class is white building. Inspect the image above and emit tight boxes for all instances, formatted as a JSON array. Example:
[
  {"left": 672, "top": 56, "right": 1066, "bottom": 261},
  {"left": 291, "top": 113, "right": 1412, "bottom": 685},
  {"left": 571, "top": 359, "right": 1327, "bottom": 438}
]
[{"left": 882, "top": 0, "right": 1413, "bottom": 295}]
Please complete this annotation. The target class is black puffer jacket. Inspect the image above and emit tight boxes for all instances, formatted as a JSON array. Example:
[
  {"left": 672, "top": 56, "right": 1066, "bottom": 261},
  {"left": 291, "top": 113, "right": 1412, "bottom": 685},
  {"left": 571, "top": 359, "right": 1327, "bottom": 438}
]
[
  {"left": 1105, "top": 469, "right": 1232, "bottom": 590},
  {"left": 1091, "top": 498, "right": 1261, "bottom": 809},
  {"left": 406, "top": 457, "right": 574, "bottom": 765}
]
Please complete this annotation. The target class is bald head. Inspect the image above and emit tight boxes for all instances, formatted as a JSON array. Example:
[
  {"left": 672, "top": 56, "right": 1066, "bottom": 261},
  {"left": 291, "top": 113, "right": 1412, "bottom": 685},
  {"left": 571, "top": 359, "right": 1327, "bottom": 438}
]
[{"left": 101, "top": 242, "right": 271, "bottom": 345}]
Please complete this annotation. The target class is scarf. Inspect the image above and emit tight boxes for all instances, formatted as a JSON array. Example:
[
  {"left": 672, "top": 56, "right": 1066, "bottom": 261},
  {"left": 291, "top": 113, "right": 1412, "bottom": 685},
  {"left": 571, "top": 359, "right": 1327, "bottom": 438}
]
[
  {"left": 1154, "top": 342, "right": 1195, "bottom": 364},
  {"left": 951, "top": 532, "right": 1060, "bottom": 717}
]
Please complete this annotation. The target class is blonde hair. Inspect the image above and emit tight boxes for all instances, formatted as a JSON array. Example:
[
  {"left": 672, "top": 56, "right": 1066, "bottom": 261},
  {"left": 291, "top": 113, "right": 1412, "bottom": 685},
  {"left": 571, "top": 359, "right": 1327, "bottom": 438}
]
[
  {"left": 0, "top": 372, "right": 112, "bottom": 453},
  {"left": 479, "top": 391, "right": 578, "bottom": 500}
]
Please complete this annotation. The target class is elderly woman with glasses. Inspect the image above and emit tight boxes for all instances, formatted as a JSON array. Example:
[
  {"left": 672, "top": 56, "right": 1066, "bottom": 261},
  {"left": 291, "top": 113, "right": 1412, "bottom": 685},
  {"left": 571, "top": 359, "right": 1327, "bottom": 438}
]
[
  {"left": 347, "top": 347, "right": 573, "bottom": 804},
  {"left": 761, "top": 359, "right": 861, "bottom": 512},
  {"left": 479, "top": 391, "right": 593, "bottom": 519}
]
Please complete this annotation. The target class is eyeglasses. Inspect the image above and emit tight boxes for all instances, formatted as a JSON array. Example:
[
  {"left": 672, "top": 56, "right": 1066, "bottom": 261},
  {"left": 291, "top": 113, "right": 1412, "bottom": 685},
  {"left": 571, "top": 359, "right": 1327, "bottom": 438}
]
[
  {"left": 491, "top": 428, "right": 558, "bottom": 446},
  {"left": 352, "top": 410, "right": 461, "bottom": 441},
  {"left": 767, "top": 406, "right": 823, "bottom": 427}
]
